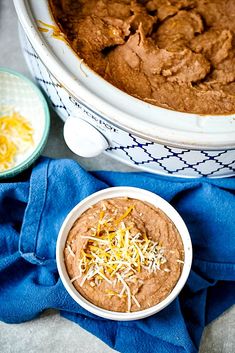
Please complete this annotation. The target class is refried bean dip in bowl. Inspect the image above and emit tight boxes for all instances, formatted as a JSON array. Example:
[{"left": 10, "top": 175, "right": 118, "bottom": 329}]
[{"left": 57, "top": 187, "right": 192, "bottom": 320}]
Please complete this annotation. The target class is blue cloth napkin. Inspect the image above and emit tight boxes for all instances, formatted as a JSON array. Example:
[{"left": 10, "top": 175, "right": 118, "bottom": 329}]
[{"left": 0, "top": 157, "right": 235, "bottom": 353}]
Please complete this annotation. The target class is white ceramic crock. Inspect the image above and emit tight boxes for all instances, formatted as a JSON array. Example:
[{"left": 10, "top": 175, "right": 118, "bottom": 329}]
[
  {"left": 56, "top": 187, "right": 192, "bottom": 321},
  {"left": 14, "top": 0, "right": 235, "bottom": 178}
]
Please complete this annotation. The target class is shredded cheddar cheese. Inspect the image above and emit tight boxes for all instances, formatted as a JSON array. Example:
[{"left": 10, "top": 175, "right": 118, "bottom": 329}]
[
  {"left": 37, "top": 20, "right": 67, "bottom": 42},
  {"left": 0, "top": 111, "right": 34, "bottom": 172},
  {"left": 0, "top": 135, "right": 17, "bottom": 171}
]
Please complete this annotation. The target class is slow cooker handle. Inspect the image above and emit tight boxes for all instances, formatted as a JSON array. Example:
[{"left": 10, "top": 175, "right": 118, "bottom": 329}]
[{"left": 63, "top": 116, "right": 109, "bottom": 158}]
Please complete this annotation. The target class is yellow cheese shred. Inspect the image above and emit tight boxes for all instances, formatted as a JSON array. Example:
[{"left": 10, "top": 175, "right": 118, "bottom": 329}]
[
  {"left": 0, "top": 135, "right": 17, "bottom": 171},
  {"left": 115, "top": 206, "right": 135, "bottom": 225},
  {"left": 37, "top": 20, "right": 67, "bottom": 43},
  {"left": 0, "top": 111, "right": 34, "bottom": 172}
]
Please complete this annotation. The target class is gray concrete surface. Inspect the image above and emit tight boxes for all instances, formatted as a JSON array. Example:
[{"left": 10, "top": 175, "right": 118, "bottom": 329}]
[{"left": 0, "top": 1, "right": 234, "bottom": 352}]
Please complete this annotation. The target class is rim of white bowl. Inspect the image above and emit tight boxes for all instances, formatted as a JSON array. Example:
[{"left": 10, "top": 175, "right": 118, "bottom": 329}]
[
  {"left": 14, "top": 0, "right": 235, "bottom": 150},
  {"left": 0, "top": 67, "right": 50, "bottom": 179},
  {"left": 56, "top": 187, "right": 193, "bottom": 321}
]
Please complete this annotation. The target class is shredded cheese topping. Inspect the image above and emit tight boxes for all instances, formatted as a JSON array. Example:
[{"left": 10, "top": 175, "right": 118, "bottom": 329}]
[
  {"left": 0, "top": 111, "right": 34, "bottom": 172},
  {"left": 74, "top": 205, "right": 168, "bottom": 312},
  {"left": 38, "top": 20, "right": 67, "bottom": 42}
]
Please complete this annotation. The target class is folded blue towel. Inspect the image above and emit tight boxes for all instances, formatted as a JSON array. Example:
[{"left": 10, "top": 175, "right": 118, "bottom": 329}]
[{"left": 0, "top": 157, "right": 235, "bottom": 353}]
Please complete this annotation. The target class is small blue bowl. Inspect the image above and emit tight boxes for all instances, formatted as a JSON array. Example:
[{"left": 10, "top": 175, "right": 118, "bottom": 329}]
[{"left": 0, "top": 67, "right": 50, "bottom": 178}]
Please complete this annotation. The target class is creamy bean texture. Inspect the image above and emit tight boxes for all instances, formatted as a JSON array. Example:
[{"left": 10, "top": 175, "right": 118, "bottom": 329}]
[
  {"left": 64, "top": 198, "right": 184, "bottom": 313},
  {"left": 50, "top": 0, "right": 235, "bottom": 115}
]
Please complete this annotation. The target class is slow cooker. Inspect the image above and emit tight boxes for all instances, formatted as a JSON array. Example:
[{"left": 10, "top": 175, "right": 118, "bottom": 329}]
[{"left": 14, "top": 0, "right": 235, "bottom": 178}]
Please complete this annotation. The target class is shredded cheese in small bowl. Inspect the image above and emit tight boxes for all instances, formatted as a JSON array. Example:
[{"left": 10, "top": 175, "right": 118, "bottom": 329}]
[{"left": 0, "top": 68, "right": 50, "bottom": 178}]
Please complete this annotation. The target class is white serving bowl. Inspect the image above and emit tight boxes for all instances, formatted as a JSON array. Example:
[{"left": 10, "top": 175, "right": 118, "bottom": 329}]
[{"left": 56, "top": 187, "right": 192, "bottom": 321}]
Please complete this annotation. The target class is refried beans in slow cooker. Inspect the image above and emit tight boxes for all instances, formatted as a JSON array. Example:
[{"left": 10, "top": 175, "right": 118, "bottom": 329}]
[{"left": 50, "top": 0, "right": 235, "bottom": 115}]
